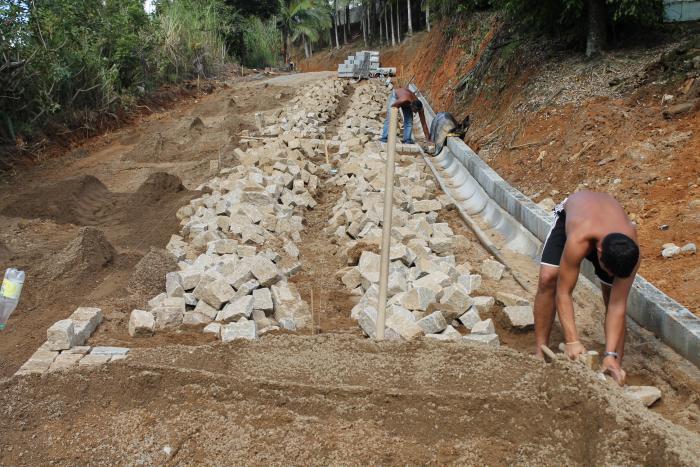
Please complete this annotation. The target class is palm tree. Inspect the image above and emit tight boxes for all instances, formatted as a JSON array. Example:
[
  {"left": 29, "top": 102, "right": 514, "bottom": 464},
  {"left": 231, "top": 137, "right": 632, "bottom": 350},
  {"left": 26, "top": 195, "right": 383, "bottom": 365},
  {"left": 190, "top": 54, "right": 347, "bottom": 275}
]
[
  {"left": 278, "top": 0, "right": 331, "bottom": 63},
  {"left": 290, "top": 1, "right": 331, "bottom": 58}
]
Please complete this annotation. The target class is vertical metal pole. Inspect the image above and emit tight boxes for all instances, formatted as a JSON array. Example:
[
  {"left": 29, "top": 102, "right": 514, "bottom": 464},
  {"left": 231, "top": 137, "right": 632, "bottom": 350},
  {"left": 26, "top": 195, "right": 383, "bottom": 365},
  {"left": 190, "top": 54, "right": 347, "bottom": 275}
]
[{"left": 376, "top": 107, "right": 399, "bottom": 340}]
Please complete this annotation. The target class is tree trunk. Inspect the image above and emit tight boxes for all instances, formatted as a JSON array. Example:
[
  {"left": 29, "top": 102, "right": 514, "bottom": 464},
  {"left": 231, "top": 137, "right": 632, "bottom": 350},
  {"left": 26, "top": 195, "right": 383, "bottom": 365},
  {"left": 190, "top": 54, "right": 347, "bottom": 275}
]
[
  {"left": 329, "top": 25, "right": 334, "bottom": 50},
  {"left": 303, "top": 35, "right": 309, "bottom": 59},
  {"left": 384, "top": 4, "right": 390, "bottom": 44},
  {"left": 362, "top": 6, "right": 367, "bottom": 46},
  {"left": 425, "top": 0, "right": 430, "bottom": 32},
  {"left": 282, "top": 28, "right": 289, "bottom": 63},
  {"left": 390, "top": 1, "right": 396, "bottom": 46},
  {"left": 585, "top": 0, "right": 607, "bottom": 57},
  {"left": 334, "top": 2, "right": 341, "bottom": 49},
  {"left": 407, "top": 0, "right": 413, "bottom": 36},
  {"left": 379, "top": 8, "right": 384, "bottom": 44},
  {"left": 343, "top": 6, "right": 348, "bottom": 44},
  {"left": 396, "top": 0, "right": 401, "bottom": 42},
  {"left": 368, "top": 3, "right": 372, "bottom": 38}
]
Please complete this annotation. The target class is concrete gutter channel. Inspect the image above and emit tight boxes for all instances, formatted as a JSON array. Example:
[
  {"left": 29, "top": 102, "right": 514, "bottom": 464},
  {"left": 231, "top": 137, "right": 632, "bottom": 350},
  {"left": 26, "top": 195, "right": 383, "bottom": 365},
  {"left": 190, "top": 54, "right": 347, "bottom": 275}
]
[{"left": 409, "top": 84, "right": 700, "bottom": 369}]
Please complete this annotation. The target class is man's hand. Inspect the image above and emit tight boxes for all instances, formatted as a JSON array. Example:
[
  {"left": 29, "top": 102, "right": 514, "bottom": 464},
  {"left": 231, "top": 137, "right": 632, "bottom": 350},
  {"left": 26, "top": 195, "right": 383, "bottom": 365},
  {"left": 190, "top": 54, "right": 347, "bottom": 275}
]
[
  {"left": 602, "top": 356, "right": 627, "bottom": 386},
  {"left": 564, "top": 341, "right": 587, "bottom": 361}
]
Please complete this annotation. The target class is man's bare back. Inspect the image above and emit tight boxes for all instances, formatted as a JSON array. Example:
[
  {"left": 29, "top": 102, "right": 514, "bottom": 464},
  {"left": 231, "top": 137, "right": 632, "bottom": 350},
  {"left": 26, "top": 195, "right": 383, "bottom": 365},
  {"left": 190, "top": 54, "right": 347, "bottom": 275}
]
[{"left": 564, "top": 191, "right": 637, "bottom": 248}]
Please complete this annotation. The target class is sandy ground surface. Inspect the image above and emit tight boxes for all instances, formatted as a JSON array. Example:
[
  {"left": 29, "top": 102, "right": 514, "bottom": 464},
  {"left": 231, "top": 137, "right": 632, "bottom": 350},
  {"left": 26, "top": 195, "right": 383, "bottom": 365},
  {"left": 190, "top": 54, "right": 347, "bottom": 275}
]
[
  {"left": 0, "top": 76, "right": 699, "bottom": 465},
  {"left": 2, "top": 335, "right": 700, "bottom": 466}
]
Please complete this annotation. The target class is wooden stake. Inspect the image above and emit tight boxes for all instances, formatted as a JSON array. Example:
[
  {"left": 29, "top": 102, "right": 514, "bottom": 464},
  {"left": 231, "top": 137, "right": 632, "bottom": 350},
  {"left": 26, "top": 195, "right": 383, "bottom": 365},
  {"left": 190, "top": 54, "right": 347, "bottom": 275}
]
[{"left": 376, "top": 107, "right": 399, "bottom": 340}]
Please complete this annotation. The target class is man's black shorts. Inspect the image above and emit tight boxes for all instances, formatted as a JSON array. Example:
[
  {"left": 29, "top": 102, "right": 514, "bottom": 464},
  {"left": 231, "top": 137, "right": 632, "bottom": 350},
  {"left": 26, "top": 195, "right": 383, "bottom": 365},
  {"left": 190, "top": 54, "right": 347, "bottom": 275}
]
[{"left": 540, "top": 209, "right": 615, "bottom": 286}]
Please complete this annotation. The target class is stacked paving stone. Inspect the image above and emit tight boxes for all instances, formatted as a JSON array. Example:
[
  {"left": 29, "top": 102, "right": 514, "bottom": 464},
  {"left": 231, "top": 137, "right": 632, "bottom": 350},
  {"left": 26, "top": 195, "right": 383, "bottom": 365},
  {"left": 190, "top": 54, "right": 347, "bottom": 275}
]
[
  {"left": 326, "top": 83, "right": 535, "bottom": 346},
  {"left": 130, "top": 161, "right": 318, "bottom": 341},
  {"left": 260, "top": 79, "right": 346, "bottom": 138},
  {"left": 15, "top": 307, "right": 130, "bottom": 375},
  {"left": 129, "top": 98, "right": 342, "bottom": 341},
  {"left": 337, "top": 81, "right": 388, "bottom": 137}
]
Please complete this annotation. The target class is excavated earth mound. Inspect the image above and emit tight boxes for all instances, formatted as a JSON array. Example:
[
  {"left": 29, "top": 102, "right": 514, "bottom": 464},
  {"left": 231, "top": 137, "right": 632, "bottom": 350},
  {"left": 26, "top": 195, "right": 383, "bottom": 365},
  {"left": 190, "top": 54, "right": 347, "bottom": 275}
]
[
  {"left": 2, "top": 175, "right": 114, "bottom": 226},
  {"left": 44, "top": 226, "right": 116, "bottom": 279},
  {"left": 1, "top": 172, "right": 196, "bottom": 251},
  {"left": 1, "top": 335, "right": 699, "bottom": 466},
  {"left": 127, "top": 247, "right": 178, "bottom": 297}
]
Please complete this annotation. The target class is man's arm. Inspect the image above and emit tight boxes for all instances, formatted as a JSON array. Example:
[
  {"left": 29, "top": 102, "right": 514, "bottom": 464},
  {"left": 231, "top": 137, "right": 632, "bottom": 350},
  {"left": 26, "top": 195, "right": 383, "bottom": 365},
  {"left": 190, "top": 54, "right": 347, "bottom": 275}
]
[
  {"left": 418, "top": 110, "right": 431, "bottom": 142},
  {"left": 605, "top": 274, "right": 635, "bottom": 357},
  {"left": 555, "top": 238, "right": 587, "bottom": 359},
  {"left": 601, "top": 270, "right": 636, "bottom": 386}
]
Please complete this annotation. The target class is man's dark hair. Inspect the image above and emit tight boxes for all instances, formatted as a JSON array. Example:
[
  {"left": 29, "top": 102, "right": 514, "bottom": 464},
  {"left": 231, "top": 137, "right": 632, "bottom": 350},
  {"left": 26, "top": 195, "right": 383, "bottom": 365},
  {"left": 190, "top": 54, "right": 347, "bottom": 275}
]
[
  {"left": 601, "top": 233, "right": 639, "bottom": 278},
  {"left": 410, "top": 100, "right": 423, "bottom": 113}
]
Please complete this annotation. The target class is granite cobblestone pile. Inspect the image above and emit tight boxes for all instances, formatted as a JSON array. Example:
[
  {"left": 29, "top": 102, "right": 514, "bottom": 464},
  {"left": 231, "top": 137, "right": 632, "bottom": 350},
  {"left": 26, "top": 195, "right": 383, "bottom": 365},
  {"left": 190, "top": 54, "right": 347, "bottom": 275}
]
[{"left": 326, "top": 82, "right": 535, "bottom": 346}]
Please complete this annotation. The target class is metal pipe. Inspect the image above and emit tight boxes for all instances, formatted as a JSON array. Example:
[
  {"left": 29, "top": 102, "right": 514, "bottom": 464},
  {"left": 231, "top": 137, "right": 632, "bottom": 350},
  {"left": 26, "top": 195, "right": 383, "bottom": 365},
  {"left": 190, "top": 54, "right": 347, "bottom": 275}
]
[{"left": 376, "top": 107, "right": 399, "bottom": 340}]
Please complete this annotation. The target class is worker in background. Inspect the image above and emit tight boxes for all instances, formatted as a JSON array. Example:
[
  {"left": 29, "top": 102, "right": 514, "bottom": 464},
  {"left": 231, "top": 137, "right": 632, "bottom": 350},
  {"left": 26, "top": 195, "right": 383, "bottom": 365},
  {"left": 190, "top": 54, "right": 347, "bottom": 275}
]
[
  {"left": 379, "top": 87, "right": 431, "bottom": 145},
  {"left": 534, "top": 191, "right": 640, "bottom": 386}
]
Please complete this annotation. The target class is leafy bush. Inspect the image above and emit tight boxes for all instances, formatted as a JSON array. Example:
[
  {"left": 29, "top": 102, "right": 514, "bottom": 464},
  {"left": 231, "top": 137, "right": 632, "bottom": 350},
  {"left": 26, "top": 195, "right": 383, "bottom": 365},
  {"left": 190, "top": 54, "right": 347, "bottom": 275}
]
[
  {"left": 0, "top": 0, "right": 233, "bottom": 145},
  {"left": 241, "top": 16, "right": 282, "bottom": 68}
]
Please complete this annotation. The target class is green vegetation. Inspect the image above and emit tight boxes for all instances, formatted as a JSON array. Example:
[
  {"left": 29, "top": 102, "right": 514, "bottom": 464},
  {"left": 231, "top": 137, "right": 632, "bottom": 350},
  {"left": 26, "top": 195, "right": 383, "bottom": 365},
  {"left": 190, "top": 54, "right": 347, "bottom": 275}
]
[
  {"left": 0, "top": 0, "right": 233, "bottom": 144},
  {"left": 241, "top": 16, "right": 282, "bottom": 67}
]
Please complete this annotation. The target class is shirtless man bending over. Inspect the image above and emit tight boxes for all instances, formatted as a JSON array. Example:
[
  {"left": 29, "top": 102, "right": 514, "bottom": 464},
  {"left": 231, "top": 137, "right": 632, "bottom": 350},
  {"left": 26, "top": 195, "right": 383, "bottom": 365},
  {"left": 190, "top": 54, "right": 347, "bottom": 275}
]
[{"left": 534, "top": 191, "right": 640, "bottom": 386}]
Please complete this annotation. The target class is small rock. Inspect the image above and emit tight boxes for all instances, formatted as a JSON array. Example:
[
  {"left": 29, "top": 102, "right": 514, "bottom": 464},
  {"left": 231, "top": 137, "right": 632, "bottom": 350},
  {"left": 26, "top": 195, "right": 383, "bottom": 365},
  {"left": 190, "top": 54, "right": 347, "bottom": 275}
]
[
  {"left": 661, "top": 245, "right": 681, "bottom": 258},
  {"left": 503, "top": 305, "right": 535, "bottom": 331},
  {"left": 458, "top": 308, "right": 481, "bottom": 330},
  {"left": 220, "top": 319, "right": 257, "bottom": 342},
  {"left": 472, "top": 296, "right": 495, "bottom": 314},
  {"left": 496, "top": 292, "right": 529, "bottom": 307},
  {"left": 46, "top": 320, "right": 76, "bottom": 351},
  {"left": 463, "top": 333, "right": 500, "bottom": 347},
  {"left": 471, "top": 318, "right": 495, "bottom": 335},
  {"left": 417, "top": 311, "right": 448, "bottom": 334},
  {"left": 386, "top": 312, "right": 424, "bottom": 340},
  {"left": 625, "top": 386, "right": 661, "bottom": 407},
  {"left": 128, "top": 309, "right": 155, "bottom": 337},
  {"left": 217, "top": 295, "right": 254, "bottom": 322},
  {"left": 681, "top": 243, "right": 696, "bottom": 255},
  {"left": 400, "top": 287, "right": 437, "bottom": 311},
  {"left": 481, "top": 259, "right": 505, "bottom": 281}
]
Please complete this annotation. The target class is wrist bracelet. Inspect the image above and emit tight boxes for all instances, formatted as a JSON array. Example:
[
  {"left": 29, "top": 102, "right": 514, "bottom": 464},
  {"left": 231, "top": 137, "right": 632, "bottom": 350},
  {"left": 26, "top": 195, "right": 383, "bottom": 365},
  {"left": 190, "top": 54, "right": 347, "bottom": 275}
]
[
  {"left": 565, "top": 341, "right": 580, "bottom": 346},
  {"left": 603, "top": 351, "right": 619, "bottom": 359}
]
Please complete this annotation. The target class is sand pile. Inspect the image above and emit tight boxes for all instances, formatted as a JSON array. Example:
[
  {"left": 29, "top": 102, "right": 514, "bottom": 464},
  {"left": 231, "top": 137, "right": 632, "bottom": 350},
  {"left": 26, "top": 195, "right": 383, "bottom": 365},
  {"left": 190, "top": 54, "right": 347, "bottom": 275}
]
[{"left": 46, "top": 227, "right": 116, "bottom": 279}]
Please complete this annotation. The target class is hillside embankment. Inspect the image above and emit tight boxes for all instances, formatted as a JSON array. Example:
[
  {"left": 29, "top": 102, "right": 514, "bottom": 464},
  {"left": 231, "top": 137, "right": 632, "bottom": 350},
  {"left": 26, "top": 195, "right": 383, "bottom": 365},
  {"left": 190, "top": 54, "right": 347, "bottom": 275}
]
[{"left": 300, "top": 16, "right": 700, "bottom": 315}]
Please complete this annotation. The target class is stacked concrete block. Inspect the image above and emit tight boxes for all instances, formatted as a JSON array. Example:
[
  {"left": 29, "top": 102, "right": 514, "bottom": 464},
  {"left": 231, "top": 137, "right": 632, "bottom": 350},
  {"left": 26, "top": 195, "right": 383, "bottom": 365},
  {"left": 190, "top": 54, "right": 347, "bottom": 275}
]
[
  {"left": 337, "top": 51, "right": 394, "bottom": 80},
  {"left": 15, "top": 307, "right": 128, "bottom": 376}
]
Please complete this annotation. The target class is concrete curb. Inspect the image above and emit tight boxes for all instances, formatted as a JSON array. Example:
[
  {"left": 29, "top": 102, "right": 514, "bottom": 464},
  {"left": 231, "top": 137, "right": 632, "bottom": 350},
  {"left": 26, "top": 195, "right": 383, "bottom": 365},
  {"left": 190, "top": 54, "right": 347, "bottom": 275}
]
[{"left": 410, "top": 85, "right": 700, "bottom": 368}]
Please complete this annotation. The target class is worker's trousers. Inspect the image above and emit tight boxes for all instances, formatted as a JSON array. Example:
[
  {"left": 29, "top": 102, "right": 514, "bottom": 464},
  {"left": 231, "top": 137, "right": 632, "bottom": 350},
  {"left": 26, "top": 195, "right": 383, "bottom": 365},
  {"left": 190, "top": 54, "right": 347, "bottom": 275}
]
[{"left": 380, "top": 91, "right": 414, "bottom": 144}]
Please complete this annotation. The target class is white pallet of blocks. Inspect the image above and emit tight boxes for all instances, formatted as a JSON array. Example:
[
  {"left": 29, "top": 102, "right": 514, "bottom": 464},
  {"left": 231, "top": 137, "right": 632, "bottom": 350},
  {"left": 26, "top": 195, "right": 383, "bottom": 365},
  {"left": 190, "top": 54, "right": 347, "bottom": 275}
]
[{"left": 337, "top": 51, "right": 394, "bottom": 79}]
